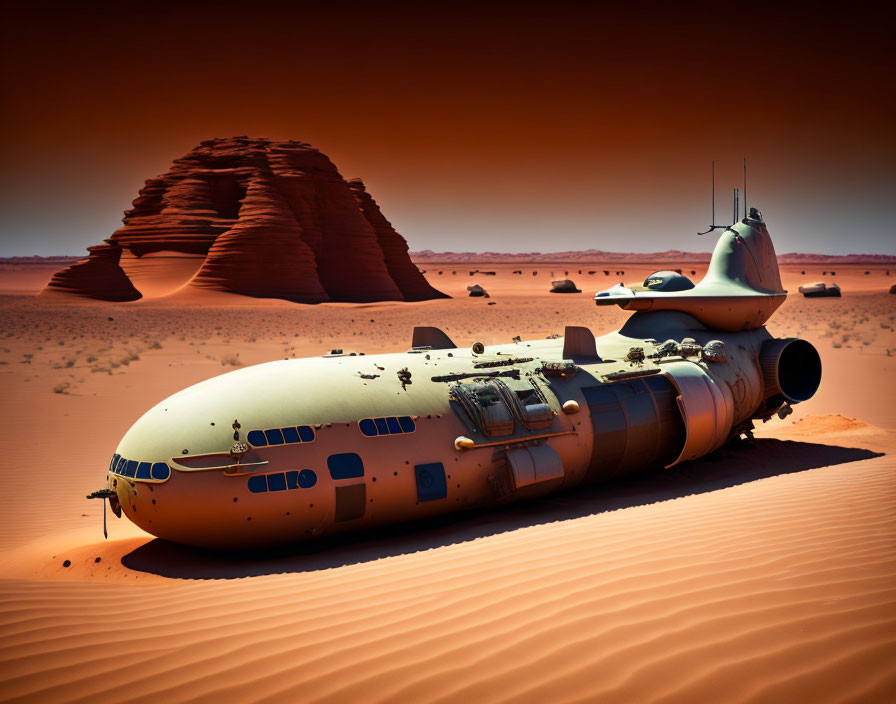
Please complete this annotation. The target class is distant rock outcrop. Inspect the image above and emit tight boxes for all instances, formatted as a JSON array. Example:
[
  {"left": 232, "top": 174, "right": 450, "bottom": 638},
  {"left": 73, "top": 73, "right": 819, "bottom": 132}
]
[{"left": 43, "top": 137, "right": 446, "bottom": 302}]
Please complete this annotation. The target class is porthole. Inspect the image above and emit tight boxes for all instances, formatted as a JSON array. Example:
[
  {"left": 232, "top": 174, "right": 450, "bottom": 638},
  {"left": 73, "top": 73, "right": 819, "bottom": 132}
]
[{"left": 151, "top": 462, "right": 170, "bottom": 481}]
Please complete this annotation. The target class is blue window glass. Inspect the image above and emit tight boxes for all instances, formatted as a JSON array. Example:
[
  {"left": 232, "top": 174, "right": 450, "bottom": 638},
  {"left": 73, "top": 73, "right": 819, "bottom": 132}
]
[
  {"left": 359, "top": 418, "right": 377, "bottom": 437},
  {"left": 386, "top": 416, "right": 402, "bottom": 434},
  {"left": 298, "top": 469, "right": 317, "bottom": 488},
  {"left": 297, "top": 425, "right": 314, "bottom": 443},
  {"left": 266, "top": 472, "right": 287, "bottom": 492},
  {"left": 374, "top": 417, "right": 389, "bottom": 435},
  {"left": 136, "top": 462, "right": 152, "bottom": 479},
  {"left": 415, "top": 462, "right": 447, "bottom": 502},
  {"left": 247, "top": 430, "right": 266, "bottom": 447},
  {"left": 282, "top": 426, "right": 300, "bottom": 444},
  {"left": 285, "top": 470, "right": 299, "bottom": 490},
  {"left": 398, "top": 416, "right": 415, "bottom": 433},
  {"left": 109, "top": 454, "right": 120, "bottom": 472},
  {"left": 247, "top": 475, "right": 267, "bottom": 493},
  {"left": 115, "top": 457, "right": 127, "bottom": 475},
  {"left": 125, "top": 460, "right": 138, "bottom": 478},
  {"left": 151, "top": 462, "right": 170, "bottom": 481},
  {"left": 327, "top": 453, "right": 364, "bottom": 480},
  {"left": 264, "top": 428, "right": 284, "bottom": 445}
]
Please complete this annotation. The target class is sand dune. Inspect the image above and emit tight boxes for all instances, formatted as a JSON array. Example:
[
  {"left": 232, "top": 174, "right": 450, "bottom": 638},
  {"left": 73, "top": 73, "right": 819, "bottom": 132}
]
[{"left": 0, "top": 265, "right": 894, "bottom": 703}]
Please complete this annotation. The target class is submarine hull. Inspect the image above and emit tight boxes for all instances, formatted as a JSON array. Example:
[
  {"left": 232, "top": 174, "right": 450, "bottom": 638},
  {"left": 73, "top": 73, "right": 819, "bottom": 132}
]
[{"left": 104, "top": 317, "right": 819, "bottom": 549}]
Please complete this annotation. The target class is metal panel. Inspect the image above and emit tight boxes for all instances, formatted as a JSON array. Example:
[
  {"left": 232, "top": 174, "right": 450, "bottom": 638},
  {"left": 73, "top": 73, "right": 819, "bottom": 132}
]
[
  {"left": 334, "top": 483, "right": 366, "bottom": 522},
  {"left": 506, "top": 444, "right": 564, "bottom": 489},
  {"left": 662, "top": 361, "right": 734, "bottom": 466},
  {"left": 530, "top": 445, "right": 565, "bottom": 483},
  {"left": 507, "top": 447, "right": 536, "bottom": 488}
]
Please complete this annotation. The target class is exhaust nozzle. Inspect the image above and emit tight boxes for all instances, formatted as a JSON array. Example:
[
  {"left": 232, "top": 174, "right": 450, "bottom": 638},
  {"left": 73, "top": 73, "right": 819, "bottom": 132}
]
[{"left": 759, "top": 337, "right": 822, "bottom": 404}]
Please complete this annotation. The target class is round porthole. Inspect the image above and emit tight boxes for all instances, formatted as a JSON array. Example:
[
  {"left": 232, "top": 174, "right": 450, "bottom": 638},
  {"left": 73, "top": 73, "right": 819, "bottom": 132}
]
[
  {"left": 298, "top": 469, "right": 317, "bottom": 489},
  {"left": 151, "top": 462, "right": 170, "bottom": 481}
]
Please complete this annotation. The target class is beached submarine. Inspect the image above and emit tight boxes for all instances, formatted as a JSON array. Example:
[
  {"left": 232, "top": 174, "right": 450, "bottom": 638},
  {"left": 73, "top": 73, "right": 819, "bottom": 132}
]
[{"left": 90, "top": 207, "right": 822, "bottom": 549}]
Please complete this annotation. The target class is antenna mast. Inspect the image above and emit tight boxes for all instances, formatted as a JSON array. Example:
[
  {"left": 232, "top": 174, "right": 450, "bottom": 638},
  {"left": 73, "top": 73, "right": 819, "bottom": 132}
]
[
  {"left": 698, "top": 160, "right": 728, "bottom": 235},
  {"left": 733, "top": 188, "right": 739, "bottom": 224},
  {"left": 743, "top": 157, "right": 747, "bottom": 219}
]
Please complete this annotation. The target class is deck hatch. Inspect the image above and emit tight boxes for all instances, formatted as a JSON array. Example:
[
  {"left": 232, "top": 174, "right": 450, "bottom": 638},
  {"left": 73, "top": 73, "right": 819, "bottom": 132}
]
[{"left": 415, "top": 463, "right": 448, "bottom": 502}]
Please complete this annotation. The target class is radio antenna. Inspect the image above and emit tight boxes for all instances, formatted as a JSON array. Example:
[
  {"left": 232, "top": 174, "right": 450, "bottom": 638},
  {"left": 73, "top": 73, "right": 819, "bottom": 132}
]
[
  {"left": 733, "top": 188, "right": 739, "bottom": 225},
  {"left": 698, "top": 160, "right": 727, "bottom": 235}
]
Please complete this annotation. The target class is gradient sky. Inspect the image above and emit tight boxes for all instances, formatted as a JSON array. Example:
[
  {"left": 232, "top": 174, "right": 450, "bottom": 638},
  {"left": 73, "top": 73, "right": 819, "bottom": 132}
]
[{"left": 1, "top": 2, "right": 893, "bottom": 256}]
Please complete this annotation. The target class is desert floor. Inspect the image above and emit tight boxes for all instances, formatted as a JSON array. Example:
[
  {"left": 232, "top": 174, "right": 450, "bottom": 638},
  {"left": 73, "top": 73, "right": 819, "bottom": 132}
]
[{"left": 0, "top": 261, "right": 894, "bottom": 703}]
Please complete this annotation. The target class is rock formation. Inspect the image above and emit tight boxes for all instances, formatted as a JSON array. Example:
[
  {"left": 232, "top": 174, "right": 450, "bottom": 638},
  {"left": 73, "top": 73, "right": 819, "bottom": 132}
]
[{"left": 43, "top": 137, "right": 446, "bottom": 303}]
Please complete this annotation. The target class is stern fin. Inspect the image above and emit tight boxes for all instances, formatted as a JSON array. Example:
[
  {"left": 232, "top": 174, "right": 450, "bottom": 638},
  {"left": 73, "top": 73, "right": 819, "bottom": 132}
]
[
  {"left": 562, "top": 326, "right": 602, "bottom": 361},
  {"left": 412, "top": 326, "right": 456, "bottom": 350}
]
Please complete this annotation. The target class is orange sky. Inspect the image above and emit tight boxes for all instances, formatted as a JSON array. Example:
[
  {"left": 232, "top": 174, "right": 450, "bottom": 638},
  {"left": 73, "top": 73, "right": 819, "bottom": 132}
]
[{"left": 1, "top": 2, "right": 894, "bottom": 255}]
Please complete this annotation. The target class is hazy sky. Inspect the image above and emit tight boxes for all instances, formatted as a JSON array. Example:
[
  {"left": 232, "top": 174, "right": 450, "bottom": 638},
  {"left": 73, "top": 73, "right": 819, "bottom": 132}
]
[{"left": 2, "top": 2, "right": 893, "bottom": 256}]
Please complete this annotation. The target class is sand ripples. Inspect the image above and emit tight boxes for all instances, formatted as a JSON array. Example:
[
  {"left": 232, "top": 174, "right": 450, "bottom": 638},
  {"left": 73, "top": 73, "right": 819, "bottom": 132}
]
[{"left": 1, "top": 453, "right": 893, "bottom": 703}]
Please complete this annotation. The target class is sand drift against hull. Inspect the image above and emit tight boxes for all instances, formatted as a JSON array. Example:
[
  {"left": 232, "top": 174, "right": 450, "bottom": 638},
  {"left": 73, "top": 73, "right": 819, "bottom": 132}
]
[{"left": 42, "top": 137, "right": 446, "bottom": 303}]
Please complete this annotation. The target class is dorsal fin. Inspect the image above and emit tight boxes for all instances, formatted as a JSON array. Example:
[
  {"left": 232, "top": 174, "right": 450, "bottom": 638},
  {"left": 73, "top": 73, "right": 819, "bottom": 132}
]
[
  {"left": 562, "top": 326, "right": 601, "bottom": 360},
  {"left": 412, "top": 326, "right": 456, "bottom": 350}
]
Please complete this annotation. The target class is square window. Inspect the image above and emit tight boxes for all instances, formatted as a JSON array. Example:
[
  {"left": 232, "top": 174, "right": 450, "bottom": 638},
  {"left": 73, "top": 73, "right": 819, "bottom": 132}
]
[
  {"left": 247, "top": 430, "right": 267, "bottom": 447},
  {"left": 264, "top": 428, "right": 285, "bottom": 445},
  {"left": 247, "top": 475, "right": 267, "bottom": 493},
  {"left": 374, "top": 417, "right": 389, "bottom": 435},
  {"left": 327, "top": 453, "right": 364, "bottom": 480},
  {"left": 297, "top": 426, "right": 315, "bottom": 443},
  {"left": 282, "top": 427, "right": 300, "bottom": 444},
  {"left": 285, "top": 470, "right": 299, "bottom": 490},
  {"left": 267, "top": 473, "right": 287, "bottom": 492},
  {"left": 386, "top": 416, "right": 402, "bottom": 434}
]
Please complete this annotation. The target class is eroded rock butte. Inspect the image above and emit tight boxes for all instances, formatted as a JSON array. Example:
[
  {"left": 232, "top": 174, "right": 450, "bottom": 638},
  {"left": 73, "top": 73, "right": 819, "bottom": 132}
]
[{"left": 43, "top": 137, "right": 446, "bottom": 302}]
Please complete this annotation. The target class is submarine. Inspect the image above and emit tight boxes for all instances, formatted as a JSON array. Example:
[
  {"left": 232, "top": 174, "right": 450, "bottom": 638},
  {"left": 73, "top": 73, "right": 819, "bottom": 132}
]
[{"left": 89, "top": 206, "right": 822, "bottom": 549}]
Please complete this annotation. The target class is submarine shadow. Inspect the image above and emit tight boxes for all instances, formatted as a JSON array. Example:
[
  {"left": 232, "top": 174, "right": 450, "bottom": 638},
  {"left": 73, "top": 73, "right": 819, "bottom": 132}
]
[{"left": 121, "top": 439, "right": 883, "bottom": 579}]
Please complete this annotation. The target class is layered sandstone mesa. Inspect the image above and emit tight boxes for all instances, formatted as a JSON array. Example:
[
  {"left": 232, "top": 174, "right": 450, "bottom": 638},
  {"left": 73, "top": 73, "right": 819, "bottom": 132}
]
[
  {"left": 43, "top": 241, "right": 141, "bottom": 301},
  {"left": 42, "top": 137, "right": 446, "bottom": 303},
  {"left": 192, "top": 179, "right": 329, "bottom": 302},
  {"left": 348, "top": 179, "right": 445, "bottom": 301}
]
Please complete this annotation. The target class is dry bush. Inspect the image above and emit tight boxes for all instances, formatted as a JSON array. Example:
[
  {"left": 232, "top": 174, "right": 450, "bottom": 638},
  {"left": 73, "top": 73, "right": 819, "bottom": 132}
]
[{"left": 221, "top": 354, "right": 243, "bottom": 367}]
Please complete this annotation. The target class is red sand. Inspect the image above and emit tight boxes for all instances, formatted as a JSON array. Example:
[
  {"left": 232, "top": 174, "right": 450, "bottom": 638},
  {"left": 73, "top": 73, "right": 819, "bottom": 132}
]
[{"left": 0, "top": 259, "right": 894, "bottom": 703}]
